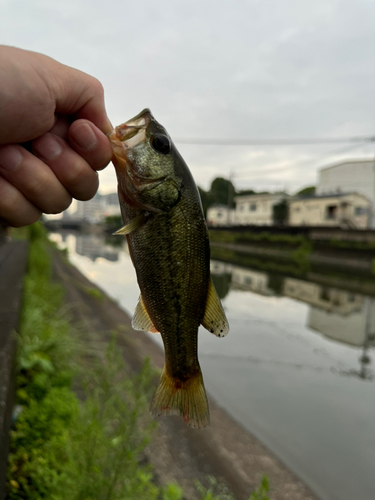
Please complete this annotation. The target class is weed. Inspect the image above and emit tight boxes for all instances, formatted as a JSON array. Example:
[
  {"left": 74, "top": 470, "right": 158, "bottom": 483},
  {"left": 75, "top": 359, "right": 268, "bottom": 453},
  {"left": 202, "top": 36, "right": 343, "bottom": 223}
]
[{"left": 249, "top": 476, "right": 270, "bottom": 500}]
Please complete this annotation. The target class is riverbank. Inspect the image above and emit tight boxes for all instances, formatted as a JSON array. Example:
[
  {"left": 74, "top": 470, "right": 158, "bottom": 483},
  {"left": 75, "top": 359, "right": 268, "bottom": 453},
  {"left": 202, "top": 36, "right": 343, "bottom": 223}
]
[{"left": 50, "top": 245, "right": 318, "bottom": 500}]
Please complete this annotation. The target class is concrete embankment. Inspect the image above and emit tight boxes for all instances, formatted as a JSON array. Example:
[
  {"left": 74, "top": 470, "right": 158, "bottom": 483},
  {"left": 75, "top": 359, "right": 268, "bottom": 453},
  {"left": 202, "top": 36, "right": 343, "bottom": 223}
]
[
  {"left": 209, "top": 226, "right": 375, "bottom": 273},
  {"left": 211, "top": 240, "right": 375, "bottom": 272},
  {"left": 51, "top": 247, "right": 318, "bottom": 500}
]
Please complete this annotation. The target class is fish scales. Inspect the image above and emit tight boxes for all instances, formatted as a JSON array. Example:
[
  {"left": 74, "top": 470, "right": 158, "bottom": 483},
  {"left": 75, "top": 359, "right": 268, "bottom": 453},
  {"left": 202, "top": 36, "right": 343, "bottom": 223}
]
[
  {"left": 108, "top": 109, "right": 229, "bottom": 428},
  {"left": 129, "top": 202, "right": 210, "bottom": 379}
]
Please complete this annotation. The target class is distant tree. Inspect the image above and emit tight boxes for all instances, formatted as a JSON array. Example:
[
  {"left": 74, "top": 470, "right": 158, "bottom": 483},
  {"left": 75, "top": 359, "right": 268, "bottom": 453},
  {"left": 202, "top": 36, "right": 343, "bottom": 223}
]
[
  {"left": 272, "top": 199, "right": 289, "bottom": 226},
  {"left": 237, "top": 189, "right": 256, "bottom": 196},
  {"left": 209, "top": 177, "right": 235, "bottom": 207},
  {"left": 296, "top": 186, "right": 315, "bottom": 196}
]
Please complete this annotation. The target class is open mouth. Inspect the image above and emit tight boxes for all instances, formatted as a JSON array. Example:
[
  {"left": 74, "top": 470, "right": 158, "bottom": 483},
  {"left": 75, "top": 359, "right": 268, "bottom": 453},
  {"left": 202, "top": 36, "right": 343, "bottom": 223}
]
[{"left": 108, "top": 109, "right": 153, "bottom": 154}]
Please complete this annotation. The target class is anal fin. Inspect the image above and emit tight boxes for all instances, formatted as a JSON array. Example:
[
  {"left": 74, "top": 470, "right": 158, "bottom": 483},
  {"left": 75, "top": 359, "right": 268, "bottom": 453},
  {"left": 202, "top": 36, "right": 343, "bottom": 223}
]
[
  {"left": 201, "top": 278, "right": 229, "bottom": 337},
  {"left": 132, "top": 295, "right": 159, "bottom": 333}
]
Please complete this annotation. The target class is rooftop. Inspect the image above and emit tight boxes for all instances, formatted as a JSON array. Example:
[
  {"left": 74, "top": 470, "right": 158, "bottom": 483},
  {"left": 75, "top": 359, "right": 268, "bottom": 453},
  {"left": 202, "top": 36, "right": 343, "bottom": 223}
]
[
  {"left": 294, "top": 192, "right": 368, "bottom": 201},
  {"left": 319, "top": 158, "right": 375, "bottom": 172}
]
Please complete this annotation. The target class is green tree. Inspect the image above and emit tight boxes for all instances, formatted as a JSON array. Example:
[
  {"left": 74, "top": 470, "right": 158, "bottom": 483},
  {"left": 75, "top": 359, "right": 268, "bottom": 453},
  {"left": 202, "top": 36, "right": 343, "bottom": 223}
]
[
  {"left": 272, "top": 198, "right": 289, "bottom": 225},
  {"left": 237, "top": 189, "right": 256, "bottom": 196},
  {"left": 198, "top": 186, "right": 212, "bottom": 216},
  {"left": 296, "top": 186, "right": 315, "bottom": 196},
  {"left": 209, "top": 177, "right": 235, "bottom": 207}
]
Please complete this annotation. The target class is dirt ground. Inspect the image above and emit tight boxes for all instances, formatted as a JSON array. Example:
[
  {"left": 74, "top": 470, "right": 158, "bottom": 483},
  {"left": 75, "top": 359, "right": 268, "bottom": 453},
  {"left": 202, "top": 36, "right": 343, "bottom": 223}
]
[{"left": 51, "top": 248, "right": 319, "bottom": 500}]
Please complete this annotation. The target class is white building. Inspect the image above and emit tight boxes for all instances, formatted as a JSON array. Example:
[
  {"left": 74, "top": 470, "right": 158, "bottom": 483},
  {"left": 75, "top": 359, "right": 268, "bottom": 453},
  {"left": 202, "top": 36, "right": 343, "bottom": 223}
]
[
  {"left": 75, "top": 193, "right": 105, "bottom": 223},
  {"left": 206, "top": 204, "right": 235, "bottom": 226},
  {"left": 234, "top": 193, "right": 287, "bottom": 225},
  {"left": 308, "top": 298, "right": 375, "bottom": 348},
  {"left": 231, "top": 266, "right": 276, "bottom": 296},
  {"left": 74, "top": 192, "right": 120, "bottom": 223},
  {"left": 284, "top": 277, "right": 375, "bottom": 347},
  {"left": 317, "top": 159, "right": 375, "bottom": 227},
  {"left": 289, "top": 192, "right": 370, "bottom": 229}
]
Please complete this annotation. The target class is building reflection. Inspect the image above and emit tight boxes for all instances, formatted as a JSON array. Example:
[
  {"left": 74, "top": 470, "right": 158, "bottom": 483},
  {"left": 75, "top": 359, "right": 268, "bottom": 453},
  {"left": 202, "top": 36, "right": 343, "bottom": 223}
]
[
  {"left": 75, "top": 234, "right": 120, "bottom": 262},
  {"left": 211, "top": 259, "right": 375, "bottom": 375}
]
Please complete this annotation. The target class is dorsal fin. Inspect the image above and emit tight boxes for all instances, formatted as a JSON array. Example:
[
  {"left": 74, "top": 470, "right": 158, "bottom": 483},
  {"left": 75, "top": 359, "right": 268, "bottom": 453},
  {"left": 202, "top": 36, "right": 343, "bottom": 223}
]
[
  {"left": 132, "top": 295, "right": 159, "bottom": 333},
  {"left": 201, "top": 278, "right": 229, "bottom": 338},
  {"left": 113, "top": 212, "right": 146, "bottom": 236}
]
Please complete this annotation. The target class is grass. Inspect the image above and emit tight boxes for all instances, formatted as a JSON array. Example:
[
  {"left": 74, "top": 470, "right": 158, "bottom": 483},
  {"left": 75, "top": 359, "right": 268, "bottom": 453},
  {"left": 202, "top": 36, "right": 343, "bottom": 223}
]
[
  {"left": 195, "top": 475, "right": 271, "bottom": 500},
  {"left": 209, "top": 230, "right": 306, "bottom": 247}
]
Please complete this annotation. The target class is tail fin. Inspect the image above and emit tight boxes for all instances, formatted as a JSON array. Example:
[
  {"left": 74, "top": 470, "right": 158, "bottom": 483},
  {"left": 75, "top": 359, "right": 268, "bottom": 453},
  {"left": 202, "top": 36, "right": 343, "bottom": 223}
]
[{"left": 150, "top": 367, "right": 210, "bottom": 429}]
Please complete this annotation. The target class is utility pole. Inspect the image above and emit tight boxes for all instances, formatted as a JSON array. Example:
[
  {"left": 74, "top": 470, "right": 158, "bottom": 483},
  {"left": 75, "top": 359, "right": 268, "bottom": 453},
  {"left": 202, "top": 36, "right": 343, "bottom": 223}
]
[{"left": 228, "top": 169, "right": 235, "bottom": 225}]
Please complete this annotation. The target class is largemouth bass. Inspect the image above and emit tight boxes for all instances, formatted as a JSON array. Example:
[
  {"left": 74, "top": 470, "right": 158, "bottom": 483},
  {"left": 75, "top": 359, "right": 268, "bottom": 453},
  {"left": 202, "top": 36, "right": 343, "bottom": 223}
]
[{"left": 108, "top": 109, "right": 229, "bottom": 428}]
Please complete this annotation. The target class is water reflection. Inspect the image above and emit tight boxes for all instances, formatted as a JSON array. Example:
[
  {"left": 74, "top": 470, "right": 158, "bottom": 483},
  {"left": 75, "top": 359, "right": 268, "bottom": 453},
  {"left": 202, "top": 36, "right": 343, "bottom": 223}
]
[
  {"left": 58, "top": 232, "right": 121, "bottom": 262},
  {"left": 212, "top": 260, "right": 373, "bottom": 344}
]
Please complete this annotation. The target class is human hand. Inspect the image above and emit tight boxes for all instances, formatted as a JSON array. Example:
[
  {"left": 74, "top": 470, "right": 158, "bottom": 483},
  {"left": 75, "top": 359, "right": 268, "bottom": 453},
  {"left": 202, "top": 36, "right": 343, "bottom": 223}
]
[{"left": 0, "top": 46, "right": 113, "bottom": 227}]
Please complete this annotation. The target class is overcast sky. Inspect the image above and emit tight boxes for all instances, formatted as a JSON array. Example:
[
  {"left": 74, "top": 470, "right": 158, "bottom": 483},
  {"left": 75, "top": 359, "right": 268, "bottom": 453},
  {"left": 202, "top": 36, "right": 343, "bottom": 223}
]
[{"left": 1, "top": 0, "right": 375, "bottom": 194}]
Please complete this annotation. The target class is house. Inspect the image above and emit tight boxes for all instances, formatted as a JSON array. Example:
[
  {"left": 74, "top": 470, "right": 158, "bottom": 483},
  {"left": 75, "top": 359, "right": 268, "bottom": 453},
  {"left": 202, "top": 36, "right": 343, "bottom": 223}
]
[
  {"left": 289, "top": 192, "right": 370, "bottom": 229},
  {"left": 206, "top": 204, "right": 235, "bottom": 226},
  {"left": 317, "top": 159, "right": 375, "bottom": 227},
  {"left": 234, "top": 193, "right": 287, "bottom": 225}
]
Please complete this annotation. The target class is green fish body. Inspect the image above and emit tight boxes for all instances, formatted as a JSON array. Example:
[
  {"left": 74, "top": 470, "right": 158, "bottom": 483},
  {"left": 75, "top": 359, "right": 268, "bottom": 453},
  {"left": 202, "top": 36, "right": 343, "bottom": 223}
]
[{"left": 109, "top": 109, "right": 229, "bottom": 428}]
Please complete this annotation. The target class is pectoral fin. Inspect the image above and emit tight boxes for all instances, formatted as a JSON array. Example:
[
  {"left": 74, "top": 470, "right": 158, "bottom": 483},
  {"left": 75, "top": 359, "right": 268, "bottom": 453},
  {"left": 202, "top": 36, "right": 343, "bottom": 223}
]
[
  {"left": 201, "top": 278, "right": 229, "bottom": 338},
  {"left": 132, "top": 295, "right": 159, "bottom": 333},
  {"left": 113, "top": 212, "right": 146, "bottom": 235}
]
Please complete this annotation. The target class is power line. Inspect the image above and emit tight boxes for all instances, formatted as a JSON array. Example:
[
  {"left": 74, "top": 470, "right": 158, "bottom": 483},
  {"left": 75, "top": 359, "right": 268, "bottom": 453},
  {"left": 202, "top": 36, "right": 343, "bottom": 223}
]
[
  {"left": 220, "top": 142, "right": 373, "bottom": 179},
  {"left": 175, "top": 136, "right": 375, "bottom": 146}
]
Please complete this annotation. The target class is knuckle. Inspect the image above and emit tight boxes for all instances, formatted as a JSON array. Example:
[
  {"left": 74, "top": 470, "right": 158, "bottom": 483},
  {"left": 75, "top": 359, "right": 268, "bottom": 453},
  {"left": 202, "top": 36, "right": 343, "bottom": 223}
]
[
  {"left": 90, "top": 77, "right": 104, "bottom": 97},
  {"left": 0, "top": 177, "right": 42, "bottom": 227},
  {"left": 26, "top": 172, "right": 71, "bottom": 214}
]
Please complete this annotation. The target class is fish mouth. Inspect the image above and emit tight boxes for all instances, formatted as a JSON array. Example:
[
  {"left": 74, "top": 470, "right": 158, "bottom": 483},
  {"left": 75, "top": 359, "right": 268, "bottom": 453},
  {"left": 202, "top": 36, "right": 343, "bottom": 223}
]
[{"left": 108, "top": 109, "right": 153, "bottom": 157}]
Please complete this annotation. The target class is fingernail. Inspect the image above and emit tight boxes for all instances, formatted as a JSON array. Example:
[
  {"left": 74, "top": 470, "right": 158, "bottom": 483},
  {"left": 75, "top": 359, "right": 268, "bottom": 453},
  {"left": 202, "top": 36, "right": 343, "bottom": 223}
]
[
  {"left": 0, "top": 145, "right": 23, "bottom": 171},
  {"left": 73, "top": 123, "right": 98, "bottom": 150},
  {"left": 33, "top": 134, "right": 62, "bottom": 160}
]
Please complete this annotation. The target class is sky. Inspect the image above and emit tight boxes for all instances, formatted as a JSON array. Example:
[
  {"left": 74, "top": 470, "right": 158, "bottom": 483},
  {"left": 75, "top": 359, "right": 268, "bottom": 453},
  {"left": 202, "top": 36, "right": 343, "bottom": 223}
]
[{"left": 1, "top": 0, "right": 375, "bottom": 195}]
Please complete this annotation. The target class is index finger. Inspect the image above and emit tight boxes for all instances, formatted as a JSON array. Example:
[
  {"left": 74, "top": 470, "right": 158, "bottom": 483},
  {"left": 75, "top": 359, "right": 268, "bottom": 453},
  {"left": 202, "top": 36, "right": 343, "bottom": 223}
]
[{"left": 52, "top": 64, "right": 112, "bottom": 134}]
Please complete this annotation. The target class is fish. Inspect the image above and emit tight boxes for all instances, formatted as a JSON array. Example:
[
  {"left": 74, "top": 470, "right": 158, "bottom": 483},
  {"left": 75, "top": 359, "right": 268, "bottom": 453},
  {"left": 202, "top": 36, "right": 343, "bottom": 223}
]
[{"left": 108, "top": 109, "right": 229, "bottom": 428}]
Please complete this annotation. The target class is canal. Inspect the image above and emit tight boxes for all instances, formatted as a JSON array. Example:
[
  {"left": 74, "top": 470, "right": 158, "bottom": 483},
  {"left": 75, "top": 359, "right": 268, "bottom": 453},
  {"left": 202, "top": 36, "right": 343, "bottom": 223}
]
[{"left": 50, "top": 230, "right": 375, "bottom": 500}]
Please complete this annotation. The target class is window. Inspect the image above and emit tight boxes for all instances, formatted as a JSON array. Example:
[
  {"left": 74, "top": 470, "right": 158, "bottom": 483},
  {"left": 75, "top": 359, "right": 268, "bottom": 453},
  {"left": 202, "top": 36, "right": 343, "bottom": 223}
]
[
  {"left": 249, "top": 203, "right": 257, "bottom": 212},
  {"left": 326, "top": 205, "right": 337, "bottom": 220},
  {"left": 320, "top": 287, "right": 330, "bottom": 301},
  {"left": 355, "top": 207, "right": 367, "bottom": 216}
]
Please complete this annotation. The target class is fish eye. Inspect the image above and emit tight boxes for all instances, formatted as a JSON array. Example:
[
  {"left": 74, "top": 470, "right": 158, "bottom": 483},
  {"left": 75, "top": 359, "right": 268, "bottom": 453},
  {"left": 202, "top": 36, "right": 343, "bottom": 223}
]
[{"left": 151, "top": 134, "right": 171, "bottom": 155}]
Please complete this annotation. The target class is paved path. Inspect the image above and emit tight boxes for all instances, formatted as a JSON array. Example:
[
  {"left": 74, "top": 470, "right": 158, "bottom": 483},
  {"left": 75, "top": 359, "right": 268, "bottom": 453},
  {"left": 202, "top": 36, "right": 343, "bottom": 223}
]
[{"left": 0, "top": 240, "right": 29, "bottom": 500}]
